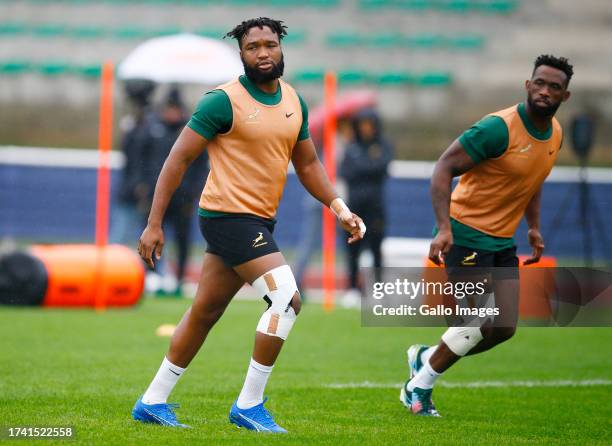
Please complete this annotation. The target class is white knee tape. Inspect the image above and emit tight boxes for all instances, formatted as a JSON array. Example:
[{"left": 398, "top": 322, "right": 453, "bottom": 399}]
[
  {"left": 252, "top": 265, "right": 300, "bottom": 339},
  {"left": 256, "top": 306, "right": 297, "bottom": 340},
  {"left": 441, "top": 326, "right": 484, "bottom": 356}
]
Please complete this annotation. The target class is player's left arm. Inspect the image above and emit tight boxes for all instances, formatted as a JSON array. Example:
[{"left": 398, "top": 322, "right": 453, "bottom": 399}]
[
  {"left": 291, "top": 137, "right": 364, "bottom": 244},
  {"left": 523, "top": 186, "right": 545, "bottom": 265}
]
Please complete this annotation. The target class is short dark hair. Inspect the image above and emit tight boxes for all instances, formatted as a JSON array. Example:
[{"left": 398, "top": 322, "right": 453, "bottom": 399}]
[
  {"left": 225, "top": 17, "right": 287, "bottom": 49},
  {"left": 533, "top": 54, "right": 574, "bottom": 86}
]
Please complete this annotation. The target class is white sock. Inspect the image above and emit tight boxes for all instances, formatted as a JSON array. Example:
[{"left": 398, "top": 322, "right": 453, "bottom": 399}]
[
  {"left": 142, "top": 357, "right": 185, "bottom": 405},
  {"left": 236, "top": 358, "right": 274, "bottom": 409},
  {"left": 407, "top": 360, "right": 440, "bottom": 391},
  {"left": 420, "top": 346, "right": 437, "bottom": 365}
]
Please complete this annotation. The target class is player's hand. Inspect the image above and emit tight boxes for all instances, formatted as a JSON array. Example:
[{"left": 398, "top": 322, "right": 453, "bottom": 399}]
[
  {"left": 330, "top": 198, "right": 366, "bottom": 244},
  {"left": 339, "top": 212, "right": 366, "bottom": 244},
  {"left": 429, "top": 229, "right": 453, "bottom": 265},
  {"left": 523, "top": 228, "right": 544, "bottom": 265},
  {"left": 138, "top": 224, "right": 164, "bottom": 269}
]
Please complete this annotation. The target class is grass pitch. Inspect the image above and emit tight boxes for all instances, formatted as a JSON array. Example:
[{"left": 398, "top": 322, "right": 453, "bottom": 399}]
[{"left": 0, "top": 297, "right": 610, "bottom": 445}]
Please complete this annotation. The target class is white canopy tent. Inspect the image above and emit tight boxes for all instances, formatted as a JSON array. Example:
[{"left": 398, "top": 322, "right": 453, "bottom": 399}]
[{"left": 117, "top": 33, "right": 242, "bottom": 84}]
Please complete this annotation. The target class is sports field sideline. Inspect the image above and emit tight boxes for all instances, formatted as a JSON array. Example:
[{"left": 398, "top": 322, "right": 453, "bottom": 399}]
[{"left": 1, "top": 297, "right": 609, "bottom": 445}]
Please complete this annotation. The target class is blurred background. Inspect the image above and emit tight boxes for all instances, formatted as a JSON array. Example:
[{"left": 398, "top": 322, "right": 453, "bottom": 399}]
[{"left": 1, "top": 0, "right": 611, "bottom": 301}]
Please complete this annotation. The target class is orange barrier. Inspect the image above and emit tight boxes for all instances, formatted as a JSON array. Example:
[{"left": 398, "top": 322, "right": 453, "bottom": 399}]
[
  {"left": 423, "top": 256, "right": 556, "bottom": 320},
  {"left": 31, "top": 244, "right": 144, "bottom": 308}
]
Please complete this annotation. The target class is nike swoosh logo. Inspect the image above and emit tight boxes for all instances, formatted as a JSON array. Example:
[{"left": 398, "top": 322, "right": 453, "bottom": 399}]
[
  {"left": 285, "top": 112, "right": 294, "bottom": 118},
  {"left": 519, "top": 144, "right": 532, "bottom": 153},
  {"left": 169, "top": 369, "right": 181, "bottom": 376}
]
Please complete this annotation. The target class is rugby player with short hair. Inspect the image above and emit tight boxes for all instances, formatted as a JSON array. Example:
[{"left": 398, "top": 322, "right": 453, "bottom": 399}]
[
  {"left": 401, "top": 55, "right": 573, "bottom": 416},
  {"left": 132, "top": 17, "right": 365, "bottom": 432}
]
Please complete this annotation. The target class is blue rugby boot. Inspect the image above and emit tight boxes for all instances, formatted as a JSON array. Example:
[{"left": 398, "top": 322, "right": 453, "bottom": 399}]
[
  {"left": 132, "top": 398, "right": 190, "bottom": 428},
  {"left": 229, "top": 398, "right": 287, "bottom": 433}
]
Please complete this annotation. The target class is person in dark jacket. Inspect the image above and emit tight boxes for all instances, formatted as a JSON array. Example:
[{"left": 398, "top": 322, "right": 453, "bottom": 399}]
[
  {"left": 142, "top": 87, "right": 209, "bottom": 294},
  {"left": 340, "top": 108, "right": 393, "bottom": 296},
  {"left": 110, "top": 79, "right": 157, "bottom": 245}
]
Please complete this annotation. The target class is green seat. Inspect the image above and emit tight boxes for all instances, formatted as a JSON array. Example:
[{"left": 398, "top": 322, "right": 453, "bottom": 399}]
[
  {"left": 369, "top": 33, "right": 403, "bottom": 47},
  {"left": 480, "top": 0, "right": 518, "bottom": 14},
  {"left": 32, "top": 24, "right": 67, "bottom": 38},
  {"left": 151, "top": 26, "right": 182, "bottom": 37},
  {"left": 292, "top": 69, "right": 325, "bottom": 83},
  {"left": 225, "top": 0, "right": 255, "bottom": 5},
  {"left": 359, "top": 0, "right": 390, "bottom": 10},
  {"left": 38, "top": 61, "right": 70, "bottom": 76},
  {"left": 181, "top": 0, "right": 211, "bottom": 5},
  {"left": 338, "top": 69, "right": 369, "bottom": 84},
  {"left": 436, "top": 0, "right": 472, "bottom": 13},
  {"left": 376, "top": 71, "right": 415, "bottom": 85},
  {"left": 72, "top": 63, "right": 102, "bottom": 78},
  {"left": 70, "top": 26, "right": 106, "bottom": 39},
  {"left": 418, "top": 71, "right": 452, "bottom": 86},
  {"left": 112, "top": 26, "right": 151, "bottom": 40},
  {"left": 308, "top": 0, "right": 339, "bottom": 7},
  {"left": 406, "top": 33, "right": 444, "bottom": 48},
  {"left": 194, "top": 28, "right": 226, "bottom": 39},
  {"left": 0, "top": 22, "right": 27, "bottom": 35},
  {"left": 0, "top": 60, "right": 31, "bottom": 75},
  {"left": 450, "top": 34, "right": 485, "bottom": 49},
  {"left": 396, "top": 0, "right": 431, "bottom": 10},
  {"left": 267, "top": 0, "right": 312, "bottom": 6}
]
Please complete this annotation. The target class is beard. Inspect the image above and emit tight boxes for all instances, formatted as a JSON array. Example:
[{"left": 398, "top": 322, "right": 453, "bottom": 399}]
[
  {"left": 527, "top": 95, "right": 561, "bottom": 118},
  {"left": 242, "top": 54, "right": 284, "bottom": 84}
]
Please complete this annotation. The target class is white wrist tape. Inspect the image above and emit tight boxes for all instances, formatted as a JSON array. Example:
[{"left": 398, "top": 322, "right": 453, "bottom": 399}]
[
  {"left": 358, "top": 221, "right": 367, "bottom": 237},
  {"left": 330, "top": 197, "right": 352, "bottom": 221}
]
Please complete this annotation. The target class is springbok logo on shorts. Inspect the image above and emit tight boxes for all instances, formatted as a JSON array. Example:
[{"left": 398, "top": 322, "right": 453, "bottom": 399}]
[
  {"left": 461, "top": 252, "right": 478, "bottom": 266},
  {"left": 252, "top": 232, "right": 268, "bottom": 248}
]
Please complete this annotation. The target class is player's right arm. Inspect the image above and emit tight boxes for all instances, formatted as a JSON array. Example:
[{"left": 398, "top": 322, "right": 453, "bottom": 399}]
[
  {"left": 138, "top": 128, "right": 208, "bottom": 268},
  {"left": 428, "top": 140, "right": 476, "bottom": 265},
  {"left": 428, "top": 115, "right": 509, "bottom": 265}
]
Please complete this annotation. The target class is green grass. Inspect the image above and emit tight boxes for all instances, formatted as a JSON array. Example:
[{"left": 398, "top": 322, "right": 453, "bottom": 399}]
[{"left": 0, "top": 298, "right": 610, "bottom": 445}]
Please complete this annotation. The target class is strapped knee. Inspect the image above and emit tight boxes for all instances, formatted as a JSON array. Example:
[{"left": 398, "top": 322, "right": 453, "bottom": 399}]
[
  {"left": 251, "top": 265, "right": 300, "bottom": 340},
  {"left": 441, "top": 326, "right": 484, "bottom": 356}
]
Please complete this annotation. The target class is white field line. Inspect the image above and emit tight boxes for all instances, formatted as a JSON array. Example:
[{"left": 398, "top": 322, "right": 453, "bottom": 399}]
[{"left": 325, "top": 379, "right": 612, "bottom": 389}]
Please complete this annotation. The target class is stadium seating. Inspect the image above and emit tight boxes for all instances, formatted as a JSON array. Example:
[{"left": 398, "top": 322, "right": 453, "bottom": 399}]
[
  {"left": 20, "top": 0, "right": 339, "bottom": 6},
  {"left": 10, "top": 0, "right": 612, "bottom": 115},
  {"left": 326, "top": 32, "right": 485, "bottom": 50},
  {"left": 0, "top": 60, "right": 30, "bottom": 75},
  {"left": 0, "top": 55, "right": 455, "bottom": 85},
  {"left": 292, "top": 68, "right": 452, "bottom": 86},
  {"left": 359, "top": 0, "right": 518, "bottom": 14},
  {"left": 0, "top": 21, "right": 307, "bottom": 43}
]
